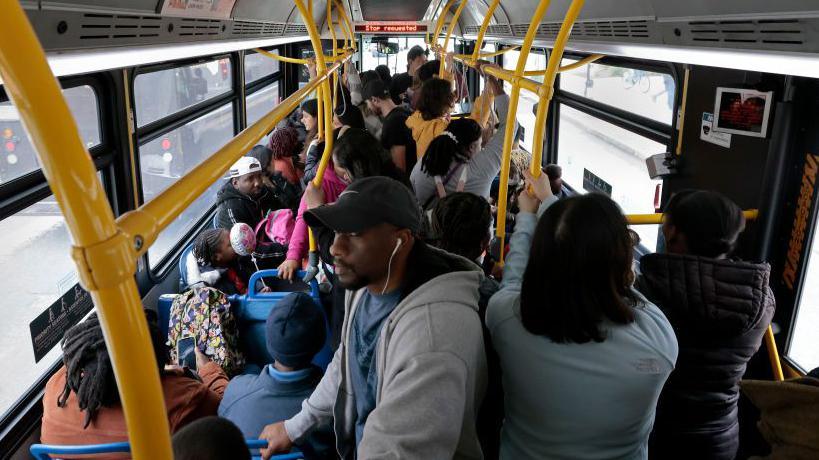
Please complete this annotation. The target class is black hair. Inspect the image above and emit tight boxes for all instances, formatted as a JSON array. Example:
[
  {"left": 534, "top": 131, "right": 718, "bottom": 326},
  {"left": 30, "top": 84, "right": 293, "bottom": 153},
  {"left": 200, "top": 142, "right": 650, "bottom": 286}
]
[
  {"left": 334, "top": 103, "right": 366, "bottom": 130},
  {"left": 417, "top": 78, "right": 457, "bottom": 121},
  {"left": 172, "top": 416, "right": 250, "bottom": 460},
  {"left": 375, "top": 64, "right": 392, "bottom": 84},
  {"left": 545, "top": 164, "right": 562, "bottom": 180},
  {"left": 333, "top": 129, "right": 408, "bottom": 186},
  {"left": 58, "top": 311, "right": 167, "bottom": 428},
  {"left": 430, "top": 192, "right": 492, "bottom": 261},
  {"left": 360, "top": 70, "right": 381, "bottom": 88},
  {"left": 301, "top": 98, "right": 318, "bottom": 118},
  {"left": 520, "top": 194, "right": 637, "bottom": 343},
  {"left": 421, "top": 117, "right": 482, "bottom": 177},
  {"left": 193, "top": 228, "right": 226, "bottom": 267},
  {"left": 417, "top": 60, "right": 443, "bottom": 83},
  {"left": 407, "top": 45, "right": 427, "bottom": 63},
  {"left": 248, "top": 145, "right": 273, "bottom": 170},
  {"left": 663, "top": 189, "right": 745, "bottom": 258}
]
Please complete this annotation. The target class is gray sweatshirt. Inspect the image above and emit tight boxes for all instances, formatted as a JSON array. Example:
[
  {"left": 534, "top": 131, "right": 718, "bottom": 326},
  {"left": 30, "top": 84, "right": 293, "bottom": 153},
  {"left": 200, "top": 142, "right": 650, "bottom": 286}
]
[
  {"left": 284, "top": 245, "right": 488, "bottom": 459},
  {"left": 410, "top": 93, "right": 512, "bottom": 209}
]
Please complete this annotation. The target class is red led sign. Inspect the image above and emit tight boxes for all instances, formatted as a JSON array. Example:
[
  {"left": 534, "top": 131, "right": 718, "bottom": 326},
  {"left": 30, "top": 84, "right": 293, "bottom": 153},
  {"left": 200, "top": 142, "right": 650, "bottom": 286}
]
[{"left": 354, "top": 23, "right": 428, "bottom": 33}]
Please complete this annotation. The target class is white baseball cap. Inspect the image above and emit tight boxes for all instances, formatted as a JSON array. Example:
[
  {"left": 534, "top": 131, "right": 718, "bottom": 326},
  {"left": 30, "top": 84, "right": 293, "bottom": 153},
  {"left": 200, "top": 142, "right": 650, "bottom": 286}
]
[{"left": 228, "top": 156, "right": 262, "bottom": 178}]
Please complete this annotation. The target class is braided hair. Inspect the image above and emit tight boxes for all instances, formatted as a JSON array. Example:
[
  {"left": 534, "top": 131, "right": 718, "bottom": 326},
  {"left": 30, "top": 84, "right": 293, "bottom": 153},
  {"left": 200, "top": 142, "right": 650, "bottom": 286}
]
[
  {"left": 421, "top": 117, "right": 482, "bottom": 177},
  {"left": 58, "top": 311, "right": 167, "bottom": 428},
  {"left": 430, "top": 192, "right": 492, "bottom": 262},
  {"left": 193, "top": 228, "right": 226, "bottom": 267}
]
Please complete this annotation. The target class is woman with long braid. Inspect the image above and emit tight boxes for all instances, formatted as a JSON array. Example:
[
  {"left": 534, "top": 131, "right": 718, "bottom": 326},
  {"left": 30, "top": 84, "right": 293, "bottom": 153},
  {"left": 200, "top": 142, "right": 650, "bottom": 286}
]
[{"left": 40, "top": 311, "right": 228, "bottom": 450}]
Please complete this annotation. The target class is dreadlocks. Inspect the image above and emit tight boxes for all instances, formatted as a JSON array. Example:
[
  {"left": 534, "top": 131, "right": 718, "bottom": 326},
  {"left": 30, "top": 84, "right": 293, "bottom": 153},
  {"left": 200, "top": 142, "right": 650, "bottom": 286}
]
[
  {"left": 430, "top": 192, "right": 492, "bottom": 262},
  {"left": 57, "top": 311, "right": 167, "bottom": 428},
  {"left": 194, "top": 228, "right": 226, "bottom": 267}
]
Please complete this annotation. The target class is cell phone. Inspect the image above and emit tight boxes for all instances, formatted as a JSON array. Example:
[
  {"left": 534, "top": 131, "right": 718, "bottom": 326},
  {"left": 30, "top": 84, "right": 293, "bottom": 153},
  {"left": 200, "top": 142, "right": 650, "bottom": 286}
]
[{"left": 177, "top": 336, "right": 197, "bottom": 371}]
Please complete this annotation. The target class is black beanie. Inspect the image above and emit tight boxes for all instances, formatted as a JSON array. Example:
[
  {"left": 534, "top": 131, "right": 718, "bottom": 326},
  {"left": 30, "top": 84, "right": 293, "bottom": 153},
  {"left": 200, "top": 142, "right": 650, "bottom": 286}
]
[{"left": 265, "top": 292, "right": 326, "bottom": 368}]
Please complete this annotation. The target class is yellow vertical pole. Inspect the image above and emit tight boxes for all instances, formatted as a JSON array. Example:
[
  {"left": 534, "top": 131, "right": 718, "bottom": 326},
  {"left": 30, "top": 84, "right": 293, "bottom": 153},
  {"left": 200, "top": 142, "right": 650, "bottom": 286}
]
[
  {"left": 494, "top": 0, "right": 555, "bottom": 266},
  {"left": 439, "top": 0, "right": 469, "bottom": 76},
  {"left": 469, "top": 0, "right": 501, "bottom": 65},
  {"left": 675, "top": 67, "right": 690, "bottom": 156},
  {"left": 0, "top": 1, "right": 172, "bottom": 459},
  {"left": 316, "top": 85, "right": 325, "bottom": 139},
  {"left": 765, "top": 326, "right": 785, "bottom": 381},
  {"left": 333, "top": 0, "right": 355, "bottom": 50},
  {"left": 528, "top": 0, "right": 585, "bottom": 176},
  {"left": 327, "top": 0, "right": 339, "bottom": 108}
]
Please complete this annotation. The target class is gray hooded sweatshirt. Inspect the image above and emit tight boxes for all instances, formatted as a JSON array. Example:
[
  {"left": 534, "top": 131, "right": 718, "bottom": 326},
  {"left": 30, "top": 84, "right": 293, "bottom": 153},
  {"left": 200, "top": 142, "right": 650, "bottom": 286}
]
[{"left": 284, "top": 243, "right": 488, "bottom": 459}]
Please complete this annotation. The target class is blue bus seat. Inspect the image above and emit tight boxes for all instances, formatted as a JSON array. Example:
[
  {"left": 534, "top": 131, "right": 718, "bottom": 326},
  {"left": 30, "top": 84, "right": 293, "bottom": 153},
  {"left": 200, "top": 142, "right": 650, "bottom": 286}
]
[
  {"left": 31, "top": 440, "right": 303, "bottom": 460},
  {"left": 157, "top": 269, "right": 332, "bottom": 373}
]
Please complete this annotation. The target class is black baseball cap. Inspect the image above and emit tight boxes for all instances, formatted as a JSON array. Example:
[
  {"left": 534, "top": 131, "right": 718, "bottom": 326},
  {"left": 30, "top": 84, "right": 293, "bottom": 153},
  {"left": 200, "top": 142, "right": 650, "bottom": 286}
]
[
  {"left": 304, "top": 177, "right": 421, "bottom": 234},
  {"left": 362, "top": 79, "right": 390, "bottom": 101},
  {"left": 407, "top": 45, "right": 427, "bottom": 62}
]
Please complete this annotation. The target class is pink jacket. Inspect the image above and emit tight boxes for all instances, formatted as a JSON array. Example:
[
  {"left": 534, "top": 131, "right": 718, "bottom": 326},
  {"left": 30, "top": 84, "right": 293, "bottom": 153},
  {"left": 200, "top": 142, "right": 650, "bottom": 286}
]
[{"left": 286, "top": 166, "right": 347, "bottom": 261}]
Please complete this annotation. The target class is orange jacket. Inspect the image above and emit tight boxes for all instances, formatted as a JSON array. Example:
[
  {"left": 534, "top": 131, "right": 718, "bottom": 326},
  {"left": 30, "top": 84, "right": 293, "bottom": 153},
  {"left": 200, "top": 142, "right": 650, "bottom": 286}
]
[{"left": 40, "top": 362, "right": 228, "bottom": 458}]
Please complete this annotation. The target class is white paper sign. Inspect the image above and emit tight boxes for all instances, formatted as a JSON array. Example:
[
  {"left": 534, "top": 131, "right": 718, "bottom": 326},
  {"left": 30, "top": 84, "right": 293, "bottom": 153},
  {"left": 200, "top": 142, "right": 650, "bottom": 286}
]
[
  {"left": 701, "top": 112, "right": 731, "bottom": 148},
  {"left": 161, "top": 0, "right": 236, "bottom": 19}
]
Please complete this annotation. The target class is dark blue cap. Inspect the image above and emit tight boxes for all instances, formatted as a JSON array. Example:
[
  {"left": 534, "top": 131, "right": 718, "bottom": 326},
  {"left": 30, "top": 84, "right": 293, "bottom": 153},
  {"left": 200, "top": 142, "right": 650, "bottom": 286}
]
[{"left": 265, "top": 292, "right": 326, "bottom": 368}]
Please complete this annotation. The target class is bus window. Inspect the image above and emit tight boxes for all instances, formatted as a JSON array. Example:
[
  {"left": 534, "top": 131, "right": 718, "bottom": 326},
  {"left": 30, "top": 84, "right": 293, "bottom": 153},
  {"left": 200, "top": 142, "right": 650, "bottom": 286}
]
[
  {"left": 561, "top": 60, "right": 675, "bottom": 125},
  {"left": 0, "top": 85, "right": 100, "bottom": 185},
  {"left": 140, "top": 103, "right": 234, "bottom": 266},
  {"left": 557, "top": 104, "right": 663, "bottom": 250},
  {"left": 787, "top": 231, "right": 819, "bottom": 371},
  {"left": 247, "top": 82, "right": 280, "bottom": 127},
  {"left": 0, "top": 191, "right": 100, "bottom": 420},
  {"left": 502, "top": 48, "right": 547, "bottom": 153},
  {"left": 134, "top": 58, "right": 232, "bottom": 127},
  {"left": 478, "top": 43, "right": 498, "bottom": 95},
  {"left": 361, "top": 36, "right": 429, "bottom": 77},
  {"left": 245, "top": 50, "right": 280, "bottom": 85}
]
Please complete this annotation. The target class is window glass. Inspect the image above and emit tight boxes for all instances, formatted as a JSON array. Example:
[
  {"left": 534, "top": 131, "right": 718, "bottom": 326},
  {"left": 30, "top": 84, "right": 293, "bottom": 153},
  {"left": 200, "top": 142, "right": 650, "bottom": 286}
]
[
  {"left": 361, "top": 36, "right": 429, "bottom": 77},
  {"left": 561, "top": 60, "right": 675, "bottom": 124},
  {"left": 246, "top": 82, "right": 281, "bottom": 127},
  {"left": 0, "top": 195, "right": 86, "bottom": 419},
  {"left": 140, "top": 103, "right": 234, "bottom": 265},
  {"left": 134, "top": 58, "right": 232, "bottom": 127},
  {"left": 787, "top": 237, "right": 819, "bottom": 371},
  {"left": 245, "top": 50, "right": 280, "bottom": 85},
  {"left": 0, "top": 85, "right": 100, "bottom": 185},
  {"left": 502, "top": 49, "right": 547, "bottom": 153},
  {"left": 557, "top": 105, "right": 663, "bottom": 250},
  {"left": 478, "top": 43, "right": 498, "bottom": 95}
]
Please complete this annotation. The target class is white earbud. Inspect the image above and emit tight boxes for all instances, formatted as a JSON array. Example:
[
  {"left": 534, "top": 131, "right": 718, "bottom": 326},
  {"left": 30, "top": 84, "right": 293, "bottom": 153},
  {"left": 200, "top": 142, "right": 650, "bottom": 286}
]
[{"left": 382, "top": 238, "right": 403, "bottom": 295}]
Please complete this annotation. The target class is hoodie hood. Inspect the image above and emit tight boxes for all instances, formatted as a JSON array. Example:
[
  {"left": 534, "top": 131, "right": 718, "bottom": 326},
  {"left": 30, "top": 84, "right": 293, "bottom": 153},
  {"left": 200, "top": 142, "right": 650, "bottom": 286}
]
[
  {"left": 637, "top": 253, "right": 772, "bottom": 336},
  {"left": 406, "top": 111, "right": 448, "bottom": 158},
  {"left": 216, "top": 180, "right": 260, "bottom": 206}
]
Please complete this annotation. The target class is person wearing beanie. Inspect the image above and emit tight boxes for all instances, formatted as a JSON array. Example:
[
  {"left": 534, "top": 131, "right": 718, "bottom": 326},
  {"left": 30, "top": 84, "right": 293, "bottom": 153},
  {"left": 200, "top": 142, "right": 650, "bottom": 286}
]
[
  {"left": 218, "top": 292, "right": 332, "bottom": 456},
  {"left": 215, "top": 156, "right": 286, "bottom": 230}
]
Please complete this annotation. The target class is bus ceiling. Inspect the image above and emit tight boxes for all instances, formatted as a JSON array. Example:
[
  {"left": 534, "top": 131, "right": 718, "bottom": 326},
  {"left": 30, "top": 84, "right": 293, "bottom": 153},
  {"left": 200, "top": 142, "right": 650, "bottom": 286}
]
[{"left": 12, "top": 0, "right": 819, "bottom": 78}]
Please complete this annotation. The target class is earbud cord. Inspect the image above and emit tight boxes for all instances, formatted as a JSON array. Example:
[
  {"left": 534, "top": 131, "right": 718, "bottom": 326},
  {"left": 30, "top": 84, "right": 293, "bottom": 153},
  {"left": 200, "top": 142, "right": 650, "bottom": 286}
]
[{"left": 382, "top": 241, "right": 401, "bottom": 295}]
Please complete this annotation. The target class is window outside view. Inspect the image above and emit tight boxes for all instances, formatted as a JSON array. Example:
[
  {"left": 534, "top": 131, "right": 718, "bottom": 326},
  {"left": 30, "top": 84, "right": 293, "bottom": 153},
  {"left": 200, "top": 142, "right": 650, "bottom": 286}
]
[
  {"left": 787, "top": 236, "right": 819, "bottom": 371},
  {"left": 140, "top": 103, "right": 235, "bottom": 266},
  {"left": 0, "top": 85, "right": 100, "bottom": 185},
  {"left": 360, "top": 36, "right": 450, "bottom": 77},
  {"left": 558, "top": 105, "right": 664, "bottom": 250},
  {"left": 502, "top": 49, "right": 547, "bottom": 153}
]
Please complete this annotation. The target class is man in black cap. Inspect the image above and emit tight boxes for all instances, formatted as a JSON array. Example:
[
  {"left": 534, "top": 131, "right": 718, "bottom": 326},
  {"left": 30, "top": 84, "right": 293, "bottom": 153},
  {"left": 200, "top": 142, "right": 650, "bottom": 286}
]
[
  {"left": 362, "top": 79, "right": 417, "bottom": 173},
  {"left": 260, "top": 176, "right": 488, "bottom": 460}
]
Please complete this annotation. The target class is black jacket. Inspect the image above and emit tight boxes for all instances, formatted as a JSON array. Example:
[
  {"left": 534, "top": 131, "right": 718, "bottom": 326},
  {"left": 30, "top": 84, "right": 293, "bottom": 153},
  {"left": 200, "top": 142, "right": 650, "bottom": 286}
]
[
  {"left": 215, "top": 181, "right": 283, "bottom": 230},
  {"left": 636, "top": 253, "right": 776, "bottom": 460}
]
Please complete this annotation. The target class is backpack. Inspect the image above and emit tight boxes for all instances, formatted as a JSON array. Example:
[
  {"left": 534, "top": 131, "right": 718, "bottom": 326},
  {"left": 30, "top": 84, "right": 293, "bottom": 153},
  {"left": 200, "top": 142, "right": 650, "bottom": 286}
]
[
  {"left": 167, "top": 286, "right": 245, "bottom": 377},
  {"left": 255, "top": 208, "right": 296, "bottom": 245}
]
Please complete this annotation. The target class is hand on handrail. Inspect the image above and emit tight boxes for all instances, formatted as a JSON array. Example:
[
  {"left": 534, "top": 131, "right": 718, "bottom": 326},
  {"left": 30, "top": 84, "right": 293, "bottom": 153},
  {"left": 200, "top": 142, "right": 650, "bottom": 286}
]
[{"left": 259, "top": 421, "right": 294, "bottom": 460}]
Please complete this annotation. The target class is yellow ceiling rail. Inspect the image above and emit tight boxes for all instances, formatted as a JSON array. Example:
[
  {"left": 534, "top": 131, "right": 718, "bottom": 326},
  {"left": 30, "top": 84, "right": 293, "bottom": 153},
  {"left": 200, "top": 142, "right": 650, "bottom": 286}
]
[
  {"left": 254, "top": 48, "right": 309, "bottom": 65},
  {"left": 0, "top": 1, "right": 174, "bottom": 458},
  {"left": 457, "top": 46, "right": 519, "bottom": 63},
  {"left": 521, "top": 53, "right": 604, "bottom": 76},
  {"left": 439, "top": 0, "right": 469, "bottom": 76},
  {"left": 765, "top": 326, "right": 785, "bottom": 381},
  {"left": 432, "top": 0, "right": 457, "bottom": 49},
  {"left": 333, "top": 0, "right": 356, "bottom": 51},
  {"left": 469, "top": 0, "right": 502, "bottom": 64}
]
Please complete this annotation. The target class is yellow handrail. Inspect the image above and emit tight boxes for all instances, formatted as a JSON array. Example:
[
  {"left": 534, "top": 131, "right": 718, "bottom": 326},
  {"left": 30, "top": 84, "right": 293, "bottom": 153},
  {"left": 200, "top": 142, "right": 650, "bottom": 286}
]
[
  {"left": 439, "top": 0, "right": 470, "bottom": 76},
  {"left": 333, "top": 0, "right": 356, "bottom": 51},
  {"left": 457, "top": 46, "right": 519, "bottom": 62},
  {"left": 0, "top": 1, "right": 173, "bottom": 458},
  {"left": 521, "top": 53, "right": 605, "bottom": 76},
  {"left": 468, "top": 0, "right": 502, "bottom": 64},
  {"left": 626, "top": 209, "right": 759, "bottom": 225},
  {"left": 432, "top": 0, "right": 458, "bottom": 50},
  {"left": 765, "top": 326, "right": 785, "bottom": 381}
]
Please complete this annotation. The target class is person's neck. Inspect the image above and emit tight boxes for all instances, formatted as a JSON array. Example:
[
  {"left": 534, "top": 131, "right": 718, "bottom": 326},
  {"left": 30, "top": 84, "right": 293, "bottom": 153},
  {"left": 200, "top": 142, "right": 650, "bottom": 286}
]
[
  {"left": 382, "top": 100, "right": 397, "bottom": 116},
  {"left": 272, "top": 361, "right": 296, "bottom": 372}
]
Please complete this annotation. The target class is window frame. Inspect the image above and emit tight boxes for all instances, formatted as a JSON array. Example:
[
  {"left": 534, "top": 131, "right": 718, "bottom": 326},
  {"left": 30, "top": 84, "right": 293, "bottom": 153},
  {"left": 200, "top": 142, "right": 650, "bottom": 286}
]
[{"left": 244, "top": 47, "right": 284, "bottom": 128}]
